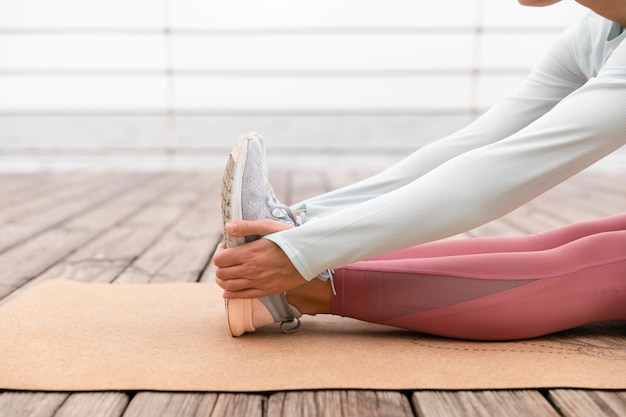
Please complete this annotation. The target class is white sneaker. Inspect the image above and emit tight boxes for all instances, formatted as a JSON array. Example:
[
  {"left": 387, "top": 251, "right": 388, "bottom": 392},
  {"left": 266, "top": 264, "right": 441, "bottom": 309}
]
[{"left": 220, "top": 132, "right": 302, "bottom": 336}]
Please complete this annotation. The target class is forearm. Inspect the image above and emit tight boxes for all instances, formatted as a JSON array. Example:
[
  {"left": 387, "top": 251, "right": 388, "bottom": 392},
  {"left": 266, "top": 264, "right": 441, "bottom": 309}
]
[
  {"left": 293, "top": 68, "right": 576, "bottom": 218},
  {"left": 267, "top": 77, "right": 626, "bottom": 279}
]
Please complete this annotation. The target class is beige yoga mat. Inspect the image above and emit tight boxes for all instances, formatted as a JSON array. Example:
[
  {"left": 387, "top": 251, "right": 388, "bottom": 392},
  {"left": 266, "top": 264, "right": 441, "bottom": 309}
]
[{"left": 1, "top": 279, "right": 625, "bottom": 391}]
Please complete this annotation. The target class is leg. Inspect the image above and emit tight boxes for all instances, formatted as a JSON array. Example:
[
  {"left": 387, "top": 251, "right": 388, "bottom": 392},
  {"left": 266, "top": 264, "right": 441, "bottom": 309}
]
[
  {"left": 371, "top": 212, "right": 626, "bottom": 260},
  {"left": 331, "top": 228, "right": 626, "bottom": 340}
]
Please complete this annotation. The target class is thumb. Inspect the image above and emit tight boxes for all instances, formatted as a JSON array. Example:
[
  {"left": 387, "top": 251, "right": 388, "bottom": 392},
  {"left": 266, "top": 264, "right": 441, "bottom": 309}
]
[{"left": 225, "top": 219, "right": 293, "bottom": 237}]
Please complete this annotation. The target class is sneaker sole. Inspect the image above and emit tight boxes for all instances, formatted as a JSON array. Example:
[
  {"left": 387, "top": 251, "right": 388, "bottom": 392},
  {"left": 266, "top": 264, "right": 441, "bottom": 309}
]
[
  {"left": 221, "top": 132, "right": 260, "bottom": 248},
  {"left": 221, "top": 132, "right": 261, "bottom": 337},
  {"left": 226, "top": 298, "right": 254, "bottom": 337}
]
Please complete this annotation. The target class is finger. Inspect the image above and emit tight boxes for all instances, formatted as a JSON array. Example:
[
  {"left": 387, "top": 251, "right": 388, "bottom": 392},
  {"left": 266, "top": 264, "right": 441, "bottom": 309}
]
[
  {"left": 215, "top": 275, "right": 255, "bottom": 292},
  {"left": 213, "top": 242, "right": 226, "bottom": 258},
  {"left": 212, "top": 245, "right": 244, "bottom": 268},
  {"left": 214, "top": 240, "right": 276, "bottom": 273},
  {"left": 215, "top": 276, "right": 226, "bottom": 289},
  {"left": 225, "top": 219, "right": 293, "bottom": 238},
  {"left": 214, "top": 263, "right": 248, "bottom": 281}
]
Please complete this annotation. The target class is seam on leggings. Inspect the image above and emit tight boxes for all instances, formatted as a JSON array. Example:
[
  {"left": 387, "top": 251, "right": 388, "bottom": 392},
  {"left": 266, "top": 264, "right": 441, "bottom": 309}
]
[{"left": 342, "top": 254, "right": 626, "bottom": 281}]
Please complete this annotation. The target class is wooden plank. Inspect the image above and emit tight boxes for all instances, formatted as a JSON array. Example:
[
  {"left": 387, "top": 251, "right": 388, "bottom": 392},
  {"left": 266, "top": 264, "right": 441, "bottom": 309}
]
[
  {"left": 539, "top": 189, "right": 624, "bottom": 219},
  {"left": 0, "top": 226, "right": 104, "bottom": 300},
  {"left": 466, "top": 169, "right": 626, "bottom": 238},
  {"left": 0, "top": 172, "right": 91, "bottom": 205},
  {"left": 208, "top": 393, "right": 266, "bottom": 417},
  {"left": 267, "top": 391, "right": 413, "bottom": 417},
  {"left": 0, "top": 173, "right": 132, "bottom": 226},
  {"left": 63, "top": 174, "right": 186, "bottom": 235},
  {"left": 199, "top": 172, "right": 227, "bottom": 284},
  {"left": 548, "top": 390, "right": 626, "bottom": 417},
  {"left": 29, "top": 175, "right": 203, "bottom": 284},
  {"left": 516, "top": 197, "right": 592, "bottom": 228},
  {"left": 498, "top": 206, "right": 568, "bottom": 234},
  {"left": 285, "top": 171, "right": 329, "bottom": 206},
  {"left": 0, "top": 173, "right": 59, "bottom": 197},
  {"left": 268, "top": 171, "right": 291, "bottom": 204},
  {"left": 0, "top": 173, "right": 146, "bottom": 253},
  {"left": 529, "top": 172, "right": 626, "bottom": 220},
  {"left": 200, "top": 258, "right": 218, "bottom": 284},
  {"left": 0, "top": 392, "right": 68, "bottom": 417},
  {"left": 0, "top": 173, "right": 39, "bottom": 197},
  {"left": 323, "top": 170, "right": 369, "bottom": 192},
  {"left": 467, "top": 218, "right": 527, "bottom": 237},
  {"left": 569, "top": 169, "right": 626, "bottom": 197},
  {"left": 0, "top": 173, "right": 188, "bottom": 303},
  {"left": 55, "top": 393, "right": 129, "bottom": 417},
  {"left": 412, "top": 390, "right": 561, "bottom": 417},
  {"left": 122, "top": 392, "right": 264, "bottom": 417},
  {"left": 114, "top": 172, "right": 221, "bottom": 284}
]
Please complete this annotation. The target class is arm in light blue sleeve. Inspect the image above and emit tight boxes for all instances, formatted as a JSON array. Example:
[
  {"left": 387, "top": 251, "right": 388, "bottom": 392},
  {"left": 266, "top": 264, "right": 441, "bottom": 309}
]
[
  {"left": 291, "top": 24, "right": 587, "bottom": 219},
  {"left": 267, "top": 18, "right": 626, "bottom": 280}
]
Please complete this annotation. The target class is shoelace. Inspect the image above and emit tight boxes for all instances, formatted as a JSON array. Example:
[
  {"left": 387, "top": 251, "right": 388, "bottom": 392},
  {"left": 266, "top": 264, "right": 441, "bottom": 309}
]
[
  {"left": 270, "top": 204, "right": 300, "bottom": 225},
  {"left": 318, "top": 268, "right": 336, "bottom": 295},
  {"left": 270, "top": 204, "right": 337, "bottom": 295},
  {"left": 280, "top": 318, "right": 301, "bottom": 334}
]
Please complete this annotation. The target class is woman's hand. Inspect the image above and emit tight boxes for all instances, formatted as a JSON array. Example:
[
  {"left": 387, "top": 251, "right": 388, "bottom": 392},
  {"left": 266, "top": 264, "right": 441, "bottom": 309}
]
[{"left": 213, "top": 219, "right": 307, "bottom": 299}]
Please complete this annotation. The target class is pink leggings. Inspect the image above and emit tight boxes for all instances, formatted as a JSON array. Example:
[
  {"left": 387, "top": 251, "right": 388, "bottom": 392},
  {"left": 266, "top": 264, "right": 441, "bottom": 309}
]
[{"left": 331, "top": 213, "right": 626, "bottom": 340}]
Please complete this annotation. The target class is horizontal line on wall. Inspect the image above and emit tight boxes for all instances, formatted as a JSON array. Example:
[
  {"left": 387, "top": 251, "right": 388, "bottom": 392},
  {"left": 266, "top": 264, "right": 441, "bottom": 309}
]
[
  {"left": 0, "top": 108, "right": 485, "bottom": 116},
  {"left": 0, "top": 26, "right": 568, "bottom": 36},
  {"left": 0, "top": 68, "right": 529, "bottom": 77},
  {"left": 0, "top": 146, "right": 417, "bottom": 156}
]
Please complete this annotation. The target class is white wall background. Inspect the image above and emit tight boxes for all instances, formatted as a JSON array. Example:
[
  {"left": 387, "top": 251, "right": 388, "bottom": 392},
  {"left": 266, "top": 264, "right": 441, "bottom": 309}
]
[{"left": 0, "top": 0, "right": 589, "bottom": 171}]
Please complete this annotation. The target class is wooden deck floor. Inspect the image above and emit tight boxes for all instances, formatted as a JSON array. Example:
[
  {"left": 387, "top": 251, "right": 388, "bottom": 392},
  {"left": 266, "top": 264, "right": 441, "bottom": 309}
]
[{"left": 1, "top": 169, "right": 626, "bottom": 416}]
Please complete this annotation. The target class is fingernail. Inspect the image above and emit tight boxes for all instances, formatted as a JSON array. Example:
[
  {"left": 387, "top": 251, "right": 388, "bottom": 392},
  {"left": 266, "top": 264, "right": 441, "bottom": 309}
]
[{"left": 226, "top": 222, "right": 236, "bottom": 233}]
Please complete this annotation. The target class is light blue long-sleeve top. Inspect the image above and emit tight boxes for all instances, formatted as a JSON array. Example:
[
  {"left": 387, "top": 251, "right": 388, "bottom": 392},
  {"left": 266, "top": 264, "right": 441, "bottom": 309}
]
[{"left": 265, "top": 11, "right": 626, "bottom": 280}]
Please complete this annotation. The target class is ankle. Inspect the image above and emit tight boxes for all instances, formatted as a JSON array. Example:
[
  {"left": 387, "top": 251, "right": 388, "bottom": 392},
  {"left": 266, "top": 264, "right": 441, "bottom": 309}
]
[
  {"left": 251, "top": 299, "right": 275, "bottom": 329},
  {"left": 286, "top": 279, "right": 332, "bottom": 315}
]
